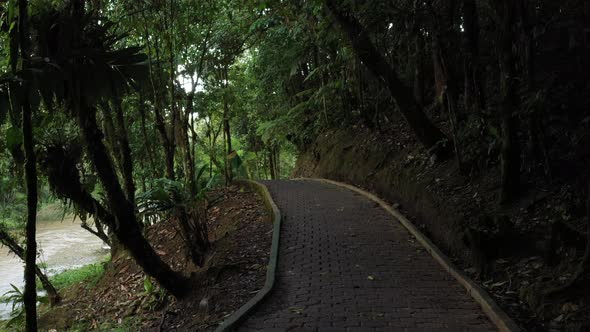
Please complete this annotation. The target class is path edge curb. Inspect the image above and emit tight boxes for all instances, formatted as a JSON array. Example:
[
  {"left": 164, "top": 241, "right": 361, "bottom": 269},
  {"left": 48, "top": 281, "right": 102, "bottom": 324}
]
[
  {"left": 215, "top": 180, "right": 282, "bottom": 332},
  {"left": 301, "top": 177, "right": 521, "bottom": 332}
]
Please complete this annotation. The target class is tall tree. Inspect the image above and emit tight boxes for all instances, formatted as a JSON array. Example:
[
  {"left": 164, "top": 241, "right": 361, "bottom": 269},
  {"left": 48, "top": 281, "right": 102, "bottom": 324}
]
[
  {"left": 492, "top": 0, "right": 522, "bottom": 203},
  {"left": 15, "top": 0, "right": 39, "bottom": 330},
  {"left": 462, "top": 0, "right": 483, "bottom": 115},
  {"left": 26, "top": 1, "right": 193, "bottom": 298},
  {"left": 325, "top": 0, "right": 449, "bottom": 155}
]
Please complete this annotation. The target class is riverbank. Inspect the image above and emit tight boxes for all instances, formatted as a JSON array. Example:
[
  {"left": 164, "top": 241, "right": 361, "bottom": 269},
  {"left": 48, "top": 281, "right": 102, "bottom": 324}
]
[
  {"left": 0, "top": 209, "right": 106, "bottom": 322},
  {"left": 35, "top": 184, "right": 272, "bottom": 331},
  {"left": 0, "top": 257, "right": 109, "bottom": 329}
]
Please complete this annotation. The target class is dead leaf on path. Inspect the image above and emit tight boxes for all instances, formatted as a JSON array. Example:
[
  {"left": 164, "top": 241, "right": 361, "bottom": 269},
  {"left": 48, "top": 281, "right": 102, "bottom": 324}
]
[
  {"left": 562, "top": 303, "right": 579, "bottom": 313},
  {"left": 489, "top": 281, "right": 508, "bottom": 289},
  {"left": 288, "top": 307, "right": 304, "bottom": 314}
]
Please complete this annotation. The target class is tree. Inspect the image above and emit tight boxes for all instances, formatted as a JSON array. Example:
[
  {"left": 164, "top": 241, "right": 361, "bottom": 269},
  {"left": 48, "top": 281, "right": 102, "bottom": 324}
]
[
  {"left": 462, "top": 0, "right": 484, "bottom": 115},
  {"left": 325, "top": 0, "right": 449, "bottom": 155},
  {"left": 14, "top": 0, "right": 39, "bottom": 329},
  {"left": 491, "top": 0, "right": 521, "bottom": 204},
  {"left": 24, "top": 1, "right": 192, "bottom": 298}
]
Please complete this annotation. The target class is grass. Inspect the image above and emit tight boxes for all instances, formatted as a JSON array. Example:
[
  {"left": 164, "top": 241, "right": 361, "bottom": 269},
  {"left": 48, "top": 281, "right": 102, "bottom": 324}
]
[
  {"left": 49, "top": 258, "right": 109, "bottom": 290},
  {"left": 0, "top": 259, "right": 109, "bottom": 318},
  {"left": 49, "top": 263, "right": 104, "bottom": 290},
  {"left": 38, "top": 255, "right": 110, "bottom": 291}
]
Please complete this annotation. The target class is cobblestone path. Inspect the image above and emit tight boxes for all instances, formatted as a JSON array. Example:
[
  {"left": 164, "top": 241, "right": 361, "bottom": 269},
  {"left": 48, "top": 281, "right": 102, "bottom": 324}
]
[{"left": 239, "top": 180, "right": 496, "bottom": 331}]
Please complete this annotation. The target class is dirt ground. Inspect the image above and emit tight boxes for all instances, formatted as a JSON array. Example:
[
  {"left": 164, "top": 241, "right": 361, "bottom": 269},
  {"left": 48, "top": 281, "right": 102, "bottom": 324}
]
[{"left": 38, "top": 184, "right": 272, "bottom": 331}]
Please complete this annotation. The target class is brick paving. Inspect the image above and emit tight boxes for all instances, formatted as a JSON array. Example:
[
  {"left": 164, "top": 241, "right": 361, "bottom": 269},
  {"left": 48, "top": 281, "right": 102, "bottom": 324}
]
[{"left": 238, "top": 180, "right": 496, "bottom": 331}]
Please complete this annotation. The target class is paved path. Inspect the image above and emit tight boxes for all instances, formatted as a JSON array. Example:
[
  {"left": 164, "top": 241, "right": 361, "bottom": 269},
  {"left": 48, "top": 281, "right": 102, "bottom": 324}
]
[{"left": 239, "top": 180, "right": 496, "bottom": 331}]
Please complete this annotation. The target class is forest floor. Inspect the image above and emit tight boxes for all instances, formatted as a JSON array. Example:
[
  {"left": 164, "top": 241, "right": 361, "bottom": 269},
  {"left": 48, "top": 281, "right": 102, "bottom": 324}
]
[
  {"left": 294, "top": 113, "right": 590, "bottom": 331},
  {"left": 37, "top": 184, "right": 272, "bottom": 332}
]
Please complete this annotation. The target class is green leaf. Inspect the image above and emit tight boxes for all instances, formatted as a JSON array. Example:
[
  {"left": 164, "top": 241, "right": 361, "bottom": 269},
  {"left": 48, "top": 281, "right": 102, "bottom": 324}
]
[{"left": 143, "top": 277, "right": 154, "bottom": 294}]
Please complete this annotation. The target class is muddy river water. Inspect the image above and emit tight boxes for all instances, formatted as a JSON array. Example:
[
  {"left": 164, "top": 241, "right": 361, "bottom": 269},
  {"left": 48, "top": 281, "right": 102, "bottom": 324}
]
[{"left": 0, "top": 219, "right": 106, "bottom": 320}]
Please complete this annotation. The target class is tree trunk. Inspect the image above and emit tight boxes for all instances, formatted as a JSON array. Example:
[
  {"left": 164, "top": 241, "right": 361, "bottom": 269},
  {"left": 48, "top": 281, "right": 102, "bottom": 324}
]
[
  {"left": 165, "top": 2, "right": 178, "bottom": 181},
  {"left": 431, "top": 29, "right": 464, "bottom": 171},
  {"left": 326, "top": 0, "right": 449, "bottom": 154},
  {"left": 275, "top": 146, "right": 280, "bottom": 179},
  {"left": 494, "top": 0, "right": 522, "bottom": 204},
  {"left": 22, "top": 83, "right": 38, "bottom": 332},
  {"left": 268, "top": 148, "right": 276, "bottom": 180},
  {"left": 208, "top": 124, "right": 214, "bottom": 178},
  {"left": 432, "top": 38, "right": 447, "bottom": 105},
  {"left": 176, "top": 208, "right": 208, "bottom": 266},
  {"left": 0, "top": 229, "right": 61, "bottom": 306},
  {"left": 413, "top": 32, "right": 426, "bottom": 107},
  {"left": 99, "top": 102, "right": 119, "bottom": 163},
  {"left": 142, "top": 17, "right": 175, "bottom": 181},
  {"left": 223, "top": 67, "right": 233, "bottom": 184},
  {"left": 138, "top": 96, "right": 158, "bottom": 178},
  {"left": 77, "top": 103, "right": 190, "bottom": 298},
  {"left": 18, "top": 0, "right": 38, "bottom": 329},
  {"left": 112, "top": 98, "right": 135, "bottom": 204},
  {"left": 155, "top": 106, "right": 176, "bottom": 181},
  {"left": 81, "top": 220, "right": 110, "bottom": 246},
  {"left": 518, "top": 0, "right": 550, "bottom": 177},
  {"left": 183, "top": 93, "right": 196, "bottom": 195},
  {"left": 462, "top": 0, "right": 483, "bottom": 115}
]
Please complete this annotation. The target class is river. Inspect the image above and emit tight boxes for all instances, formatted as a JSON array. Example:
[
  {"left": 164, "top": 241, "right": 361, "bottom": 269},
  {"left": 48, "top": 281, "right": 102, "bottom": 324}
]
[{"left": 0, "top": 218, "right": 106, "bottom": 320}]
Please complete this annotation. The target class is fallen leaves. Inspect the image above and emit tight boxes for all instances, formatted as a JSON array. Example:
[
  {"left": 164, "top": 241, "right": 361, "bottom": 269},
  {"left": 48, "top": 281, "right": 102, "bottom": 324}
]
[{"left": 288, "top": 306, "right": 304, "bottom": 315}]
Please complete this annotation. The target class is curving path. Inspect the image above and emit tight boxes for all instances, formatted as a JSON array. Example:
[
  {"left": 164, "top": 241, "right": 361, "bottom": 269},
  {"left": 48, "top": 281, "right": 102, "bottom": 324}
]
[{"left": 239, "top": 180, "right": 496, "bottom": 331}]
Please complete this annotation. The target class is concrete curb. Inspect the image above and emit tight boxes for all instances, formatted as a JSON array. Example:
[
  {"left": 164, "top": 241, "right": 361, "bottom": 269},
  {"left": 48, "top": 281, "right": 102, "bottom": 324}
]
[
  {"left": 215, "top": 180, "right": 282, "bottom": 332},
  {"left": 300, "top": 177, "right": 521, "bottom": 332}
]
